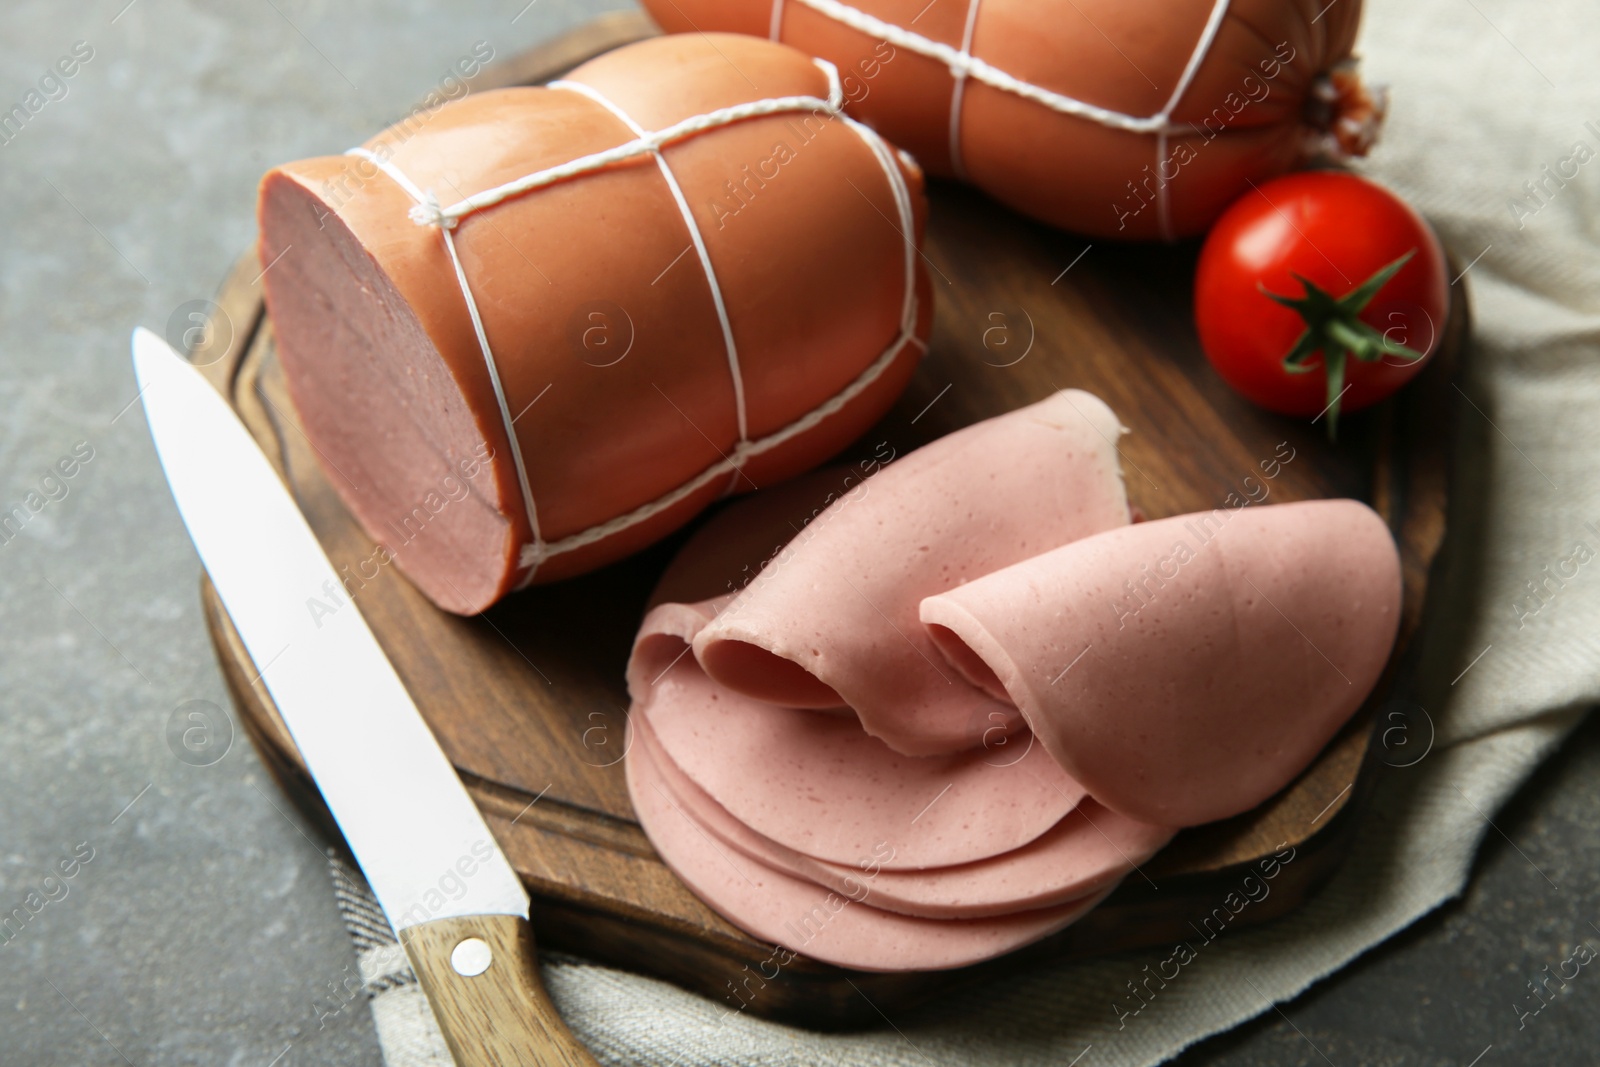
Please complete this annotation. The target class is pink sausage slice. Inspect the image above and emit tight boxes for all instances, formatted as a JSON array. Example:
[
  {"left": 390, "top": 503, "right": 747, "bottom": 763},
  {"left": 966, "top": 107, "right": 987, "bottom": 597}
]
[
  {"left": 627, "top": 726, "right": 1112, "bottom": 972},
  {"left": 920, "top": 499, "right": 1401, "bottom": 826},
  {"left": 647, "top": 465, "right": 877, "bottom": 611},
  {"left": 691, "top": 389, "right": 1131, "bottom": 756},
  {"left": 633, "top": 711, "right": 1171, "bottom": 919},
  {"left": 628, "top": 604, "right": 1086, "bottom": 869}
]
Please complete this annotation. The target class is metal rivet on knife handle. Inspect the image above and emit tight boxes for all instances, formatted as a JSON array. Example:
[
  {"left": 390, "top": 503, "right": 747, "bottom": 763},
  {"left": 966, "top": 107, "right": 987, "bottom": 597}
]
[
  {"left": 452, "top": 937, "right": 494, "bottom": 977},
  {"left": 402, "top": 914, "right": 598, "bottom": 1067}
]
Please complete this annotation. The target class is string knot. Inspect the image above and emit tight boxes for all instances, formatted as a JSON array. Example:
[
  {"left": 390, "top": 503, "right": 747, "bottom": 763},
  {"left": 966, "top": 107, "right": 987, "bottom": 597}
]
[
  {"left": 409, "top": 191, "right": 457, "bottom": 229},
  {"left": 519, "top": 541, "right": 548, "bottom": 570}
]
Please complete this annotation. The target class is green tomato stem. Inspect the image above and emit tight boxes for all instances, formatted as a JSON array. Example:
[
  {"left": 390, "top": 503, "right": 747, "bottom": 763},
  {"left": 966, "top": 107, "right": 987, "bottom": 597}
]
[
  {"left": 1260, "top": 249, "right": 1420, "bottom": 442},
  {"left": 1326, "top": 318, "right": 1376, "bottom": 362},
  {"left": 1323, "top": 349, "right": 1347, "bottom": 442}
]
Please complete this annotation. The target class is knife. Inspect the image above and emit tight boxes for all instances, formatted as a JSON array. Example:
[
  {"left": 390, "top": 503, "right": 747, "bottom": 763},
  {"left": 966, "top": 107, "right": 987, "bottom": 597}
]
[{"left": 131, "top": 328, "right": 596, "bottom": 1067}]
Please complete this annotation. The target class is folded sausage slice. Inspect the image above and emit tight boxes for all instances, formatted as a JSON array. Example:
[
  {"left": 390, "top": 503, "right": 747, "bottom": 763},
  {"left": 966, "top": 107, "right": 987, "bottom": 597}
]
[
  {"left": 691, "top": 389, "right": 1131, "bottom": 756},
  {"left": 920, "top": 499, "right": 1401, "bottom": 826},
  {"left": 633, "top": 711, "right": 1171, "bottom": 919},
  {"left": 629, "top": 602, "right": 1085, "bottom": 869},
  {"left": 627, "top": 722, "right": 1112, "bottom": 972}
]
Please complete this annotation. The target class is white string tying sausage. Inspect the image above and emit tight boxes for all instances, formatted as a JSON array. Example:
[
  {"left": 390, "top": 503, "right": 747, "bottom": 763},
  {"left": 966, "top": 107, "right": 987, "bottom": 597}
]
[
  {"left": 347, "top": 56, "right": 923, "bottom": 589},
  {"left": 947, "top": 0, "right": 983, "bottom": 182},
  {"left": 768, "top": 0, "right": 1233, "bottom": 241},
  {"left": 549, "top": 77, "right": 753, "bottom": 463}
]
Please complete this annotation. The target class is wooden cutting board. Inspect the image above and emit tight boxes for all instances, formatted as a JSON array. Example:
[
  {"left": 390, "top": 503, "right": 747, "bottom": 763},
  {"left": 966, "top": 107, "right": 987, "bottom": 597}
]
[{"left": 194, "top": 9, "right": 1464, "bottom": 1030}]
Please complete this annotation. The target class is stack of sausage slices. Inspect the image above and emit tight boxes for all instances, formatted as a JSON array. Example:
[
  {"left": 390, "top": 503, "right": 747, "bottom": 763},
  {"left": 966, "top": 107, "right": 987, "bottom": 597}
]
[{"left": 625, "top": 390, "right": 1400, "bottom": 971}]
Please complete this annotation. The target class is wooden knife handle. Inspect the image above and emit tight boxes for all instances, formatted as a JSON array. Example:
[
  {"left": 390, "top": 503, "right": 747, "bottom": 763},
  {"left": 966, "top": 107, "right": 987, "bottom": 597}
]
[{"left": 400, "top": 914, "right": 599, "bottom": 1067}]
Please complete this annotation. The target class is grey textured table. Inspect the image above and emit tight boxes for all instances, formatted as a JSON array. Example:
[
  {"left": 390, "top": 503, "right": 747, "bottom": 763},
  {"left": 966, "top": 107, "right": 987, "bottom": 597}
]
[{"left": 1, "top": 3, "right": 1595, "bottom": 1065}]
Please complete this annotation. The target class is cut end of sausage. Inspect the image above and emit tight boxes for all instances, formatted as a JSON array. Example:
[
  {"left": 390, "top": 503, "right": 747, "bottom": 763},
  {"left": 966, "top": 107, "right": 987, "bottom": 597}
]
[{"left": 258, "top": 167, "right": 517, "bottom": 615}]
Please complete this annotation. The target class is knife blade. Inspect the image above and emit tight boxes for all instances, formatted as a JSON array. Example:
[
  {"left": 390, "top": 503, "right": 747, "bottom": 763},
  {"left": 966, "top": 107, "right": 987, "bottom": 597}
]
[{"left": 132, "top": 327, "right": 595, "bottom": 1067}]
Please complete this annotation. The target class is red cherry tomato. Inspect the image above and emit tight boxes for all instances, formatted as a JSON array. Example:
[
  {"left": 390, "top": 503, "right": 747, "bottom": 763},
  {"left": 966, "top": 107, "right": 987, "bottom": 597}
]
[{"left": 1194, "top": 171, "right": 1449, "bottom": 435}]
